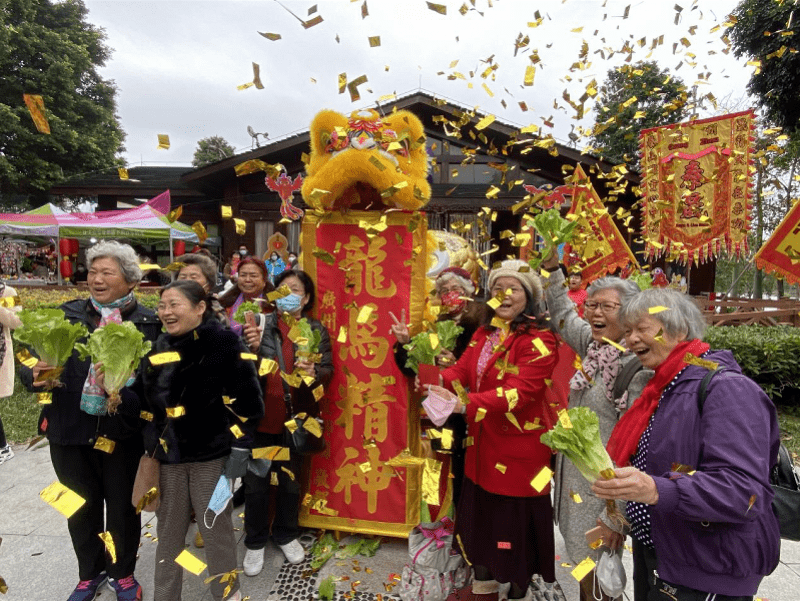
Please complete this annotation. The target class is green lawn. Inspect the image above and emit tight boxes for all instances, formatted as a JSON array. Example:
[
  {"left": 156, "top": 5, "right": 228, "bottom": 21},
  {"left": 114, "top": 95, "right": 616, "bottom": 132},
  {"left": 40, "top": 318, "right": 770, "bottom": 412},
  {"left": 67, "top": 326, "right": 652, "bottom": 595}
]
[
  {"left": 2, "top": 382, "right": 38, "bottom": 444},
  {"left": 778, "top": 405, "right": 800, "bottom": 466}
]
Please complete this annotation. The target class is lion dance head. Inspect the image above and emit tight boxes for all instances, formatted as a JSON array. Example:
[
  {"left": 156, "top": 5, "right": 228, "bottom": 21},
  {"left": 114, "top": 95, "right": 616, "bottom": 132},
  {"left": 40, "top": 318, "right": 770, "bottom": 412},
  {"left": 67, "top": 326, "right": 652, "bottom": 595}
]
[{"left": 301, "top": 109, "right": 431, "bottom": 211}]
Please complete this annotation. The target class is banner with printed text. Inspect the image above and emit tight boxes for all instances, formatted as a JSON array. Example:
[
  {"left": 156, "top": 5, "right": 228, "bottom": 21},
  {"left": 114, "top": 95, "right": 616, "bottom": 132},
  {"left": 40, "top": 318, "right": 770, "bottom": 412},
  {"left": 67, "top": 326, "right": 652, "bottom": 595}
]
[
  {"left": 299, "top": 210, "right": 426, "bottom": 537},
  {"left": 639, "top": 110, "right": 755, "bottom": 265},
  {"left": 754, "top": 198, "right": 800, "bottom": 285}
]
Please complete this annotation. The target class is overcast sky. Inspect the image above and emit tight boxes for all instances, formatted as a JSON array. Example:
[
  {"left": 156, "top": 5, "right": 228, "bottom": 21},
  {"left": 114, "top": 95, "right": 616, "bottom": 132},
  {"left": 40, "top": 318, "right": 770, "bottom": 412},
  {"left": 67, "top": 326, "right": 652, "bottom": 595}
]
[{"left": 82, "top": 0, "right": 753, "bottom": 167}]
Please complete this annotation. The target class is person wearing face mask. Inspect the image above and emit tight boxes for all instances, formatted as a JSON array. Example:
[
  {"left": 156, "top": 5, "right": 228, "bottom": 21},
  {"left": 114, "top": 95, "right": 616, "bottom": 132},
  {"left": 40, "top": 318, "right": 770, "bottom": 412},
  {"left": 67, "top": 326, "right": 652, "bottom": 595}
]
[
  {"left": 240, "top": 269, "right": 333, "bottom": 575},
  {"left": 543, "top": 251, "right": 651, "bottom": 601},
  {"left": 121, "top": 280, "right": 263, "bottom": 601},
  {"left": 265, "top": 251, "right": 287, "bottom": 286},
  {"left": 389, "top": 267, "right": 487, "bottom": 507},
  {"left": 286, "top": 252, "right": 298, "bottom": 270}
]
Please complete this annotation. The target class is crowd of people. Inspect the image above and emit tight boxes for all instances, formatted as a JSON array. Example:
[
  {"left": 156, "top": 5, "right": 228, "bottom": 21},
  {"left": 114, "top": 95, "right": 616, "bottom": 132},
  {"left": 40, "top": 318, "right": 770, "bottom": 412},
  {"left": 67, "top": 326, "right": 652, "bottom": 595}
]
[{"left": 1, "top": 238, "right": 783, "bottom": 601}]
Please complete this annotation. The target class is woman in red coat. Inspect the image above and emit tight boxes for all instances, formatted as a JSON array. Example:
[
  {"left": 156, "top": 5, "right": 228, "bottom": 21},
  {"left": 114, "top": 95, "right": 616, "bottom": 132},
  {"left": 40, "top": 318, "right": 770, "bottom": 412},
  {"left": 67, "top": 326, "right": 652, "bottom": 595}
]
[{"left": 429, "top": 260, "right": 562, "bottom": 601}]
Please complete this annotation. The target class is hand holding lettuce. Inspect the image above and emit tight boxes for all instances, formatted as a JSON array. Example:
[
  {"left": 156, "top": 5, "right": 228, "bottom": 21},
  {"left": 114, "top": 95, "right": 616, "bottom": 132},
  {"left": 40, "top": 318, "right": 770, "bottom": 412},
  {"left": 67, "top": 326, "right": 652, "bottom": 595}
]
[
  {"left": 403, "top": 320, "right": 463, "bottom": 374},
  {"left": 14, "top": 309, "right": 88, "bottom": 387},
  {"left": 295, "top": 317, "right": 322, "bottom": 361},
  {"left": 527, "top": 209, "right": 578, "bottom": 272},
  {"left": 232, "top": 301, "right": 262, "bottom": 325},
  {"left": 75, "top": 322, "right": 152, "bottom": 414}
]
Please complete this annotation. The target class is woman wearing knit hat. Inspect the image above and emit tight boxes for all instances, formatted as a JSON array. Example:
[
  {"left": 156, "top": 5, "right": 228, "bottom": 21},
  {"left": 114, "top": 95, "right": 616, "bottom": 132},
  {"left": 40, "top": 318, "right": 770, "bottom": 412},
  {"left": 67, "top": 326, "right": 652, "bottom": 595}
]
[
  {"left": 428, "top": 260, "right": 563, "bottom": 601},
  {"left": 390, "top": 267, "right": 488, "bottom": 508}
]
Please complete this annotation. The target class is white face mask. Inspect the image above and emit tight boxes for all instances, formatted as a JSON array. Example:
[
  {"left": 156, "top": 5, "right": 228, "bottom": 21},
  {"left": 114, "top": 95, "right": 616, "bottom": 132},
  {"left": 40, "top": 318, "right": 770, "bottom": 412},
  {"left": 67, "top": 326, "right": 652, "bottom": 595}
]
[{"left": 204, "top": 475, "right": 233, "bottom": 529}]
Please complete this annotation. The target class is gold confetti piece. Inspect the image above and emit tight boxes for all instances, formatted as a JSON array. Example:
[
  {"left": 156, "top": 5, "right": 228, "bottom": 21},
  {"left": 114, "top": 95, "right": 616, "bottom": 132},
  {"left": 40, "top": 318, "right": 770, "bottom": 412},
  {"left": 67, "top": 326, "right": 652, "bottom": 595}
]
[
  {"left": 0, "top": 575, "right": 7, "bottom": 594},
  {"left": 440, "top": 428, "right": 453, "bottom": 450},
  {"left": 386, "top": 448, "right": 425, "bottom": 467},
  {"left": 312, "top": 247, "right": 336, "bottom": 265},
  {"left": 495, "top": 463, "right": 507, "bottom": 474},
  {"left": 532, "top": 337, "right": 551, "bottom": 357},
  {"left": 505, "top": 412, "right": 523, "bottom": 432},
  {"left": 524, "top": 418, "right": 543, "bottom": 431},
  {"left": 303, "top": 417, "right": 323, "bottom": 438},
  {"left": 258, "top": 31, "right": 281, "bottom": 41},
  {"left": 337, "top": 326, "right": 347, "bottom": 343},
  {"left": 233, "top": 218, "right": 246, "bottom": 235},
  {"left": 160, "top": 438, "right": 168, "bottom": 454},
  {"left": 149, "top": 351, "right": 182, "bottom": 366},
  {"left": 221, "top": 205, "right": 232, "bottom": 219},
  {"left": 230, "top": 424, "right": 245, "bottom": 439},
  {"left": 284, "top": 418, "right": 299, "bottom": 434},
  {"left": 252, "top": 62, "right": 264, "bottom": 89},
  {"left": 569, "top": 490, "right": 583, "bottom": 503},
  {"left": 426, "top": 1, "right": 446, "bottom": 15},
  {"left": 23, "top": 93, "right": 50, "bottom": 134},
  {"left": 475, "top": 114, "right": 496, "bottom": 130},
  {"left": 747, "top": 494, "right": 757, "bottom": 513},
  {"left": 175, "top": 549, "right": 207, "bottom": 576},
  {"left": 93, "top": 436, "right": 115, "bottom": 454},
  {"left": 162, "top": 261, "right": 186, "bottom": 272},
  {"left": 422, "top": 458, "right": 442, "bottom": 504},
  {"left": 312, "top": 385, "right": 325, "bottom": 401},
  {"left": 530, "top": 466, "right": 553, "bottom": 492},
  {"left": 37, "top": 392, "right": 52, "bottom": 405},
  {"left": 222, "top": 396, "right": 235, "bottom": 405},
  {"left": 99, "top": 531, "right": 117, "bottom": 563},
  {"left": 258, "top": 358, "right": 278, "bottom": 377},
  {"left": 157, "top": 134, "right": 170, "bottom": 150},
  {"left": 252, "top": 446, "right": 290, "bottom": 461},
  {"left": 0, "top": 295, "right": 19, "bottom": 308},
  {"left": 571, "top": 557, "right": 596, "bottom": 582},
  {"left": 237, "top": 82, "right": 254, "bottom": 91},
  {"left": 368, "top": 36, "right": 381, "bottom": 47},
  {"left": 429, "top": 332, "right": 440, "bottom": 350},
  {"left": 40, "top": 481, "right": 85, "bottom": 518},
  {"left": 356, "top": 305, "right": 374, "bottom": 323},
  {"left": 347, "top": 74, "right": 368, "bottom": 102},
  {"left": 589, "top": 538, "right": 604, "bottom": 550},
  {"left": 166, "top": 406, "right": 186, "bottom": 418},
  {"left": 648, "top": 306, "right": 670, "bottom": 314},
  {"left": 475, "top": 407, "right": 487, "bottom": 422},
  {"left": 505, "top": 388, "right": 519, "bottom": 411},
  {"left": 524, "top": 65, "right": 536, "bottom": 86},
  {"left": 271, "top": 472, "right": 279, "bottom": 486},
  {"left": 118, "top": 167, "right": 129, "bottom": 180},
  {"left": 558, "top": 410, "right": 573, "bottom": 429},
  {"left": 240, "top": 352, "right": 257, "bottom": 361},
  {"left": 192, "top": 221, "right": 208, "bottom": 243},
  {"left": 683, "top": 353, "right": 719, "bottom": 371},
  {"left": 601, "top": 337, "right": 626, "bottom": 352},
  {"left": 136, "top": 411, "right": 153, "bottom": 423},
  {"left": 359, "top": 461, "right": 372, "bottom": 473},
  {"left": 16, "top": 349, "right": 38, "bottom": 369}
]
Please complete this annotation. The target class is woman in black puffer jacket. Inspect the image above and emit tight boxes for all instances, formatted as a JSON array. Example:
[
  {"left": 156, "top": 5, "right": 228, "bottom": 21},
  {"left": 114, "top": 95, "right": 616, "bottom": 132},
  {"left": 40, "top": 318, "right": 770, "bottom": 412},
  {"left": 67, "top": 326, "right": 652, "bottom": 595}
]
[{"left": 128, "top": 280, "right": 263, "bottom": 601}]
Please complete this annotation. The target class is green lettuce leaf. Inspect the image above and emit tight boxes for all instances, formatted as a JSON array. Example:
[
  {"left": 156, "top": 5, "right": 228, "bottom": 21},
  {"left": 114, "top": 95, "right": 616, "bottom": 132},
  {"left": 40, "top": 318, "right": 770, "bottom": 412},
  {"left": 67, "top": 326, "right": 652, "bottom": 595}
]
[
  {"left": 310, "top": 532, "right": 337, "bottom": 570},
  {"left": 13, "top": 309, "right": 89, "bottom": 367},
  {"left": 319, "top": 575, "right": 335, "bottom": 600},
  {"left": 540, "top": 407, "right": 614, "bottom": 483},
  {"left": 297, "top": 317, "right": 322, "bottom": 356},
  {"left": 232, "top": 301, "right": 262, "bottom": 325},
  {"left": 527, "top": 208, "right": 579, "bottom": 271},
  {"left": 75, "top": 322, "right": 152, "bottom": 401},
  {"left": 403, "top": 320, "right": 463, "bottom": 373}
]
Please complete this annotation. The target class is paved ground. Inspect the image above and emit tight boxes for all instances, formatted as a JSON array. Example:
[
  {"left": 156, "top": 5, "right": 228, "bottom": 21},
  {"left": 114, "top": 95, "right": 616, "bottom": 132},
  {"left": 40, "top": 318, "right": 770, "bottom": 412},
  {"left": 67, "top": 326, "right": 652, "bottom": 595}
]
[{"left": 1, "top": 443, "right": 799, "bottom": 601}]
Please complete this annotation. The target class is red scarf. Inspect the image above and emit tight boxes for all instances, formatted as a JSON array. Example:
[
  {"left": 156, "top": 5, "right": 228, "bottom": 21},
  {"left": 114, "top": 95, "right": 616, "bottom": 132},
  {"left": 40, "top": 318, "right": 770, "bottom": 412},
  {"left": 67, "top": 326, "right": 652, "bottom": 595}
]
[{"left": 606, "top": 339, "right": 710, "bottom": 467}]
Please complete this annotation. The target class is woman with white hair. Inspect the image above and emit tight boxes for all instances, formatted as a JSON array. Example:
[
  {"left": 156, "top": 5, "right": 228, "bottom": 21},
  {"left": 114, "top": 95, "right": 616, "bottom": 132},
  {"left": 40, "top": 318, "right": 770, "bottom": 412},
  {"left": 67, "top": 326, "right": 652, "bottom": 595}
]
[
  {"left": 428, "top": 260, "right": 561, "bottom": 601},
  {"left": 542, "top": 253, "right": 651, "bottom": 601},
  {"left": 21, "top": 240, "right": 161, "bottom": 601},
  {"left": 593, "top": 288, "right": 780, "bottom": 601}
]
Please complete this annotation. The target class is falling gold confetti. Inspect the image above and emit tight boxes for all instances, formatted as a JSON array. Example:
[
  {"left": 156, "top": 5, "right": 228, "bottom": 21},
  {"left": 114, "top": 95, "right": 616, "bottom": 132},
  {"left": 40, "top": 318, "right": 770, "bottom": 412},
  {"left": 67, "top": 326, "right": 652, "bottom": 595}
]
[
  {"left": 99, "top": 531, "right": 117, "bottom": 563},
  {"left": 157, "top": 134, "right": 170, "bottom": 150},
  {"left": 175, "top": 550, "right": 207, "bottom": 575},
  {"left": 40, "top": 481, "right": 86, "bottom": 518}
]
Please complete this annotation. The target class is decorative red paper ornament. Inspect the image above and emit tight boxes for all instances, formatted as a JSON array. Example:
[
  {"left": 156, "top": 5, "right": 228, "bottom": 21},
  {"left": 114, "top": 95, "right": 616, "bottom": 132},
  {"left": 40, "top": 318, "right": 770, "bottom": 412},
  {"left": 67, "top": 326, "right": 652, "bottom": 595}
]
[
  {"left": 59, "top": 239, "right": 72, "bottom": 257},
  {"left": 266, "top": 172, "right": 304, "bottom": 221},
  {"left": 174, "top": 241, "right": 186, "bottom": 256},
  {"left": 59, "top": 259, "right": 73, "bottom": 278}
]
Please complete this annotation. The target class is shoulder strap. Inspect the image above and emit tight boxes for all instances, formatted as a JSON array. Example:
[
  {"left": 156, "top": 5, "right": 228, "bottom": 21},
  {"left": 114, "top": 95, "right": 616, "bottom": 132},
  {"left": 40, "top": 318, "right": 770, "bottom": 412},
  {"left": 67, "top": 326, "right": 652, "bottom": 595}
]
[
  {"left": 271, "top": 329, "right": 295, "bottom": 416},
  {"left": 697, "top": 367, "right": 728, "bottom": 414},
  {"left": 612, "top": 357, "right": 644, "bottom": 400}
]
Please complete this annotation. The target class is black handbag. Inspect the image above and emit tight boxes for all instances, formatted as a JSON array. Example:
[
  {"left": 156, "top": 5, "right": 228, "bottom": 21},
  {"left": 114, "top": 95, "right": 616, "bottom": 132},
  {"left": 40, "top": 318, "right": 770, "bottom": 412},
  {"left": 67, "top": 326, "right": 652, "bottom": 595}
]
[
  {"left": 700, "top": 368, "right": 800, "bottom": 541},
  {"left": 272, "top": 330, "right": 326, "bottom": 456}
]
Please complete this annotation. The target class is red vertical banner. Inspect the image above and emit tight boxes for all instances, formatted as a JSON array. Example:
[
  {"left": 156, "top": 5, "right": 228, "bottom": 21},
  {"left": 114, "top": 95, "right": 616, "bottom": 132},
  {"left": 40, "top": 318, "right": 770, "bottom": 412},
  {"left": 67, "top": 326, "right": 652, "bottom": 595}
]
[{"left": 299, "top": 210, "right": 427, "bottom": 536}]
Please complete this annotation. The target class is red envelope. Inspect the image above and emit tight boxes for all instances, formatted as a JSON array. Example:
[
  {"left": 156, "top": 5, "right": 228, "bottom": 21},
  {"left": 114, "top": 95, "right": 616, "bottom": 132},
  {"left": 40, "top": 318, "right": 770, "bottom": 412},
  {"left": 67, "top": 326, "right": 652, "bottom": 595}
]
[{"left": 418, "top": 363, "right": 441, "bottom": 388}]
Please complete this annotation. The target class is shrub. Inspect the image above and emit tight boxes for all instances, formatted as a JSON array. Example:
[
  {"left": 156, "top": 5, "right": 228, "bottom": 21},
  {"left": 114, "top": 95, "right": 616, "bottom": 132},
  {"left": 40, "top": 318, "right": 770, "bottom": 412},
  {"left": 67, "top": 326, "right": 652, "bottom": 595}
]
[
  {"left": 705, "top": 325, "right": 800, "bottom": 406},
  {"left": 15, "top": 287, "right": 160, "bottom": 310}
]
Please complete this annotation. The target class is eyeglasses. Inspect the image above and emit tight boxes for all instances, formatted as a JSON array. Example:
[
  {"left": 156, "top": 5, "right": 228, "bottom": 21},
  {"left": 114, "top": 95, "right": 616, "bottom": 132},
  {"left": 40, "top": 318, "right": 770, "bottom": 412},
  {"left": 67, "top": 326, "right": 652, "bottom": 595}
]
[{"left": 584, "top": 300, "right": 621, "bottom": 313}]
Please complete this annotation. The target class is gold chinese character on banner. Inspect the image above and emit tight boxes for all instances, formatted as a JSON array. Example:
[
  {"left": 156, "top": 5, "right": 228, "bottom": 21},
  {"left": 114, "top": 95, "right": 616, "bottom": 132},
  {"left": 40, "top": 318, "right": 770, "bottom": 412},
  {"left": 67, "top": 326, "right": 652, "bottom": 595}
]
[
  {"left": 340, "top": 236, "right": 397, "bottom": 298},
  {"left": 333, "top": 446, "right": 393, "bottom": 513},
  {"left": 339, "top": 304, "right": 388, "bottom": 368},
  {"left": 335, "top": 372, "right": 393, "bottom": 442}
]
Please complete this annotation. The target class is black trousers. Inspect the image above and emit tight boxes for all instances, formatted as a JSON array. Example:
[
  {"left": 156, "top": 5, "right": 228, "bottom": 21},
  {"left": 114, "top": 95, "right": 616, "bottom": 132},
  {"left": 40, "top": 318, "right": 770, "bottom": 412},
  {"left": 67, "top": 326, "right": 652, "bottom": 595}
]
[
  {"left": 49, "top": 437, "right": 143, "bottom": 580},
  {"left": 243, "top": 431, "right": 302, "bottom": 549},
  {"left": 632, "top": 539, "right": 753, "bottom": 601},
  {"left": 0, "top": 414, "right": 6, "bottom": 447}
]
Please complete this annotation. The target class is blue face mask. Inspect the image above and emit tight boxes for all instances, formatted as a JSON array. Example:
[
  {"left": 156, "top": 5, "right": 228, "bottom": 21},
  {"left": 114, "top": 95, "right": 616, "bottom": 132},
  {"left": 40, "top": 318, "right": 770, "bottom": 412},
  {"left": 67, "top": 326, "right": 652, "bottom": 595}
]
[
  {"left": 275, "top": 293, "right": 303, "bottom": 313},
  {"left": 204, "top": 475, "right": 233, "bottom": 529}
]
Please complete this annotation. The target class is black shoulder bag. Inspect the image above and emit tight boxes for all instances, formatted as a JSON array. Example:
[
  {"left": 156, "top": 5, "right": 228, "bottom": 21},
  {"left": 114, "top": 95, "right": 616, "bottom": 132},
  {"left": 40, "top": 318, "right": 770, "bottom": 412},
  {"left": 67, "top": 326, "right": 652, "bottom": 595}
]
[
  {"left": 698, "top": 367, "right": 800, "bottom": 541},
  {"left": 272, "top": 330, "right": 326, "bottom": 456}
]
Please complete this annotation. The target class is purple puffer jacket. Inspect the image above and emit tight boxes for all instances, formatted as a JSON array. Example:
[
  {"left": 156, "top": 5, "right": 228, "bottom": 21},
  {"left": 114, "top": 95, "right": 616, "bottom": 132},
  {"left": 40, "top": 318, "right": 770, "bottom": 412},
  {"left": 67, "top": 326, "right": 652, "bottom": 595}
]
[{"left": 646, "top": 350, "right": 780, "bottom": 596}]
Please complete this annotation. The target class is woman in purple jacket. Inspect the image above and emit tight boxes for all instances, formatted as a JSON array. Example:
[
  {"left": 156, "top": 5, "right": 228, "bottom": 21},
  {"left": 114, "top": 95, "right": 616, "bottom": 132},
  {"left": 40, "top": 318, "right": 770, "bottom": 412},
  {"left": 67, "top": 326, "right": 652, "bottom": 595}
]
[{"left": 593, "top": 288, "right": 780, "bottom": 601}]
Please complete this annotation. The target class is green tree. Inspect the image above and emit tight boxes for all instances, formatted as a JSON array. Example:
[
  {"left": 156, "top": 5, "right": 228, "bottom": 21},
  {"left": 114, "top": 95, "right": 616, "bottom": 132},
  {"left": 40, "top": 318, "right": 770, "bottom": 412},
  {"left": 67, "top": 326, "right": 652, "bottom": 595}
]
[
  {"left": 0, "top": 0, "right": 125, "bottom": 208},
  {"left": 730, "top": 0, "right": 800, "bottom": 139},
  {"left": 192, "top": 136, "right": 234, "bottom": 168},
  {"left": 591, "top": 61, "right": 689, "bottom": 166}
]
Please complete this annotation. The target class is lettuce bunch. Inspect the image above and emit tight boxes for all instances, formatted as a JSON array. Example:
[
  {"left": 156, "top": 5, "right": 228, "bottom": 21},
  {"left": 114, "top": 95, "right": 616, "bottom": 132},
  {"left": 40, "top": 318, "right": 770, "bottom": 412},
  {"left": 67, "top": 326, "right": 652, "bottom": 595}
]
[
  {"left": 14, "top": 309, "right": 88, "bottom": 367},
  {"left": 296, "top": 318, "right": 322, "bottom": 359},
  {"left": 527, "top": 208, "right": 579, "bottom": 271},
  {"left": 232, "top": 301, "right": 262, "bottom": 325},
  {"left": 75, "top": 322, "right": 152, "bottom": 413},
  {"left": 540, "top": 407, "right": 615, "bottom": 483},
  {"left": 403, "top": 320, "right": 464, "bottom": 373}
]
